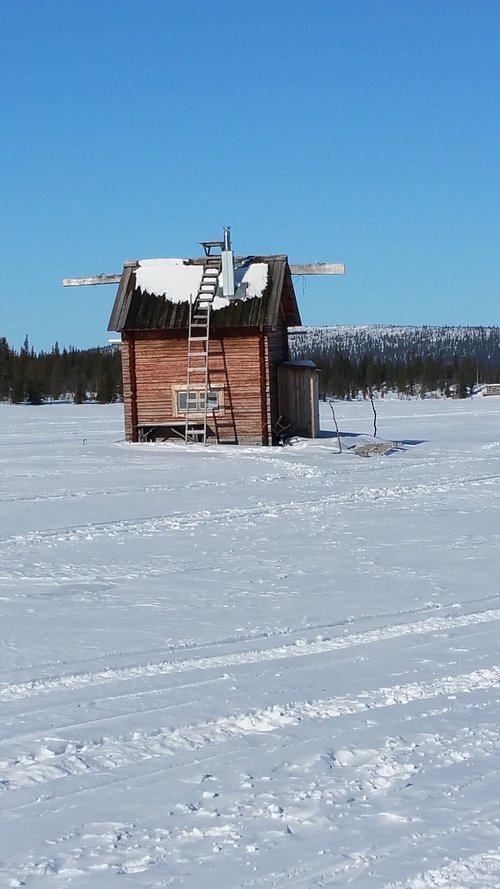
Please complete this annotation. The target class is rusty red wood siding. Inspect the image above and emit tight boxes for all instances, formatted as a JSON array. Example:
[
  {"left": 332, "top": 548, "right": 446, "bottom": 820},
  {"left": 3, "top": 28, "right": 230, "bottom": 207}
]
[{"left": 124, "top": 330, "right": 271, "bottom": 445}]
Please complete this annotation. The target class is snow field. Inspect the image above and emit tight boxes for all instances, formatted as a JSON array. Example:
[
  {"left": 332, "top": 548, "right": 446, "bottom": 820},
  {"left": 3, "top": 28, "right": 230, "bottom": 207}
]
[{"left": 1, "top": 397, "right": 500, "bottom": 887}]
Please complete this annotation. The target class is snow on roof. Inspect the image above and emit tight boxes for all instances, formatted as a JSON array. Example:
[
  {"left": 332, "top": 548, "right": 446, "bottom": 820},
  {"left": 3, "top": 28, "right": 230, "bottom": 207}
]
[
  {"left": 135, "top": 259, "right": 202, "bottom": 303},
  {"left": 282, "top": 359, "right": 318, "bottom": 368},
  {"left": 234, "top": 261, "right": 268, "bottom": 298},
  {"left": 135, "top": 258, "right": 268, "bottom": 310}
]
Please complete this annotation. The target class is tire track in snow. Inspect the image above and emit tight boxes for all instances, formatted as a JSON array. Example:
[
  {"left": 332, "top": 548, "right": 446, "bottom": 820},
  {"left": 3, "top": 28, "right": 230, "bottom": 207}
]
[
  {"left": 2, "top": 606, "right": 500, "bottom": 703},
  {"left": 1, "top": 472, "right": 499, "bottom": 549},
  {"left": 2, "top": 664, "right": 500, "bottom": 793}
]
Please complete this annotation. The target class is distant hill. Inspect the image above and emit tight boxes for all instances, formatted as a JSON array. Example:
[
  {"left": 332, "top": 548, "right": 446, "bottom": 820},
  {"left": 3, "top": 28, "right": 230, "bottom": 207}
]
[
  {"left": 289, "top": 325, "right": 500, "bottom": 368},
  {"left": 289, "top": 325, "right": 500, "bottom": 398}
]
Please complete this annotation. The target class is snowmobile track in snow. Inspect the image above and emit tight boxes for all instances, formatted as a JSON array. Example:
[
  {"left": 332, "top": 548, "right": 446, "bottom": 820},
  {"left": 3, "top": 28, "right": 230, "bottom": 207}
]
[
  {"left": 2, "top": 664, "right": 500, "bottom": 793},
  {"left": 2, "top": 605, "right": 500, "bottom": 703},
  {"left": 1, "top": 471, "right": 500, "bottom": 550}
]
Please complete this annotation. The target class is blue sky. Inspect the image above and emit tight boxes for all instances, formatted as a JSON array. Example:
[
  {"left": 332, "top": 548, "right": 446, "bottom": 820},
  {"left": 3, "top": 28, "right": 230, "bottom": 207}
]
[{"left": 1, "top": 0, "right": 499, "bottom": 350}]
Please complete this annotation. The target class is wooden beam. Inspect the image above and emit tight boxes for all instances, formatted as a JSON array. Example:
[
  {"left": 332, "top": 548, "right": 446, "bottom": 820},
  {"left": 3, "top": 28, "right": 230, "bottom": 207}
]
[
  {"left": 289, "top": 263, "right": 346, "bottom": 275},
  {"left": 63, "top": 274, "right": 122, "bottom": 287},
  {"left": 63, "top": 262, "right": 346, "bottom": 287}
]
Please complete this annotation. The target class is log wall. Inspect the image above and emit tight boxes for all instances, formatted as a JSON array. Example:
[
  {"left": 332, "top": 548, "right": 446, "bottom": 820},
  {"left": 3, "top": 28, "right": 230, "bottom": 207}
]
[
  {"left": 121, "top": 333, "right": 137, "bottom": 441},
  {"left": 121, "top": 330, "right": 272, "bottom": 445}
]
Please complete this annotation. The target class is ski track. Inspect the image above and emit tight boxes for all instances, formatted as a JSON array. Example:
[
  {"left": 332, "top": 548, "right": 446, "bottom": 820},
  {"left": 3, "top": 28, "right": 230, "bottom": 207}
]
[
  {"left": 2, "top": 605, "right": 500, "bottom": 703},
  {"left": 5, "top": 588, "right": 498, "bottom": 687},
  {"left": 2, "top": 664, "right": 500, "bottom": 793},
  {"left": 0, "top": 462, "right": 324, "bottom": 505},
  {"left": 1, "top": 472, "right": 499, "bottom": 550}
]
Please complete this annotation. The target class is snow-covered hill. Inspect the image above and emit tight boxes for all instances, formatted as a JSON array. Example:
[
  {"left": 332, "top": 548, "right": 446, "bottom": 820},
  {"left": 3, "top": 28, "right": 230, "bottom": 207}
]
[{"left": 290, "top": 324, "right": 500, "bottom": 365}]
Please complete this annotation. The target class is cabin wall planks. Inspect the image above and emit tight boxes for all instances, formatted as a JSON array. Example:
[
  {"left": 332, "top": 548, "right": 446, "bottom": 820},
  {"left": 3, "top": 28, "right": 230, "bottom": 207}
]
[{"left": 121, "top": 330, "right": 270, "bottom": 444}]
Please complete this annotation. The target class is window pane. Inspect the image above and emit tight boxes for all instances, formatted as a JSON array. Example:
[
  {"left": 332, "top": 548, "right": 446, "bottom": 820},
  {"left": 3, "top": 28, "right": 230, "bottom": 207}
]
[{"left": 176, "top": 388, "right": 220, "bottom": 413}]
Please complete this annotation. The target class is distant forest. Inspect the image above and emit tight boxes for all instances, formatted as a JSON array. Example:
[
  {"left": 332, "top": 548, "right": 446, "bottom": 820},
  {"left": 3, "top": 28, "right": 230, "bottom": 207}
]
[
  {"left": 2, "top": 325, "right": 500, "bottom": 404},
  {"left": 0, "top": 336, "right": 122, "bottom": 404},
  {"left": 290, "top": 325, "right": 500, "bottom": 399}
]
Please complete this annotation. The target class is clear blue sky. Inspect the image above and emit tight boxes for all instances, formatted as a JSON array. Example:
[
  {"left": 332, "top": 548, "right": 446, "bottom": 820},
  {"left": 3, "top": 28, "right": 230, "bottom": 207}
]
[{"left": 1, "top": 0, "right": 499, "bottom": 351}]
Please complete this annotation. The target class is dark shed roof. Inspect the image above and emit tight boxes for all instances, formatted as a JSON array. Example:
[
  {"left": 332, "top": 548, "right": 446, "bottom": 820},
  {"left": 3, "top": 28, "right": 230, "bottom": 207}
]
[{"left": 108, "top": 255, "right": 301, "bottom": 332}]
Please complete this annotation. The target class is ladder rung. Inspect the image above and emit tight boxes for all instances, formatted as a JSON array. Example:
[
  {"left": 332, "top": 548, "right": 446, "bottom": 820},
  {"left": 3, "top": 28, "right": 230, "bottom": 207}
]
[{"left": 189, "top": 336, "right": 208, "bottom": 341}]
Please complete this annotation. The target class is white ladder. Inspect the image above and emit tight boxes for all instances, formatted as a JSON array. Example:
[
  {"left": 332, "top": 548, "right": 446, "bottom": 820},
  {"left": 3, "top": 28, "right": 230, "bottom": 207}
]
[{"left": 184, "top": 257, "right": 221, "bottom": 444}]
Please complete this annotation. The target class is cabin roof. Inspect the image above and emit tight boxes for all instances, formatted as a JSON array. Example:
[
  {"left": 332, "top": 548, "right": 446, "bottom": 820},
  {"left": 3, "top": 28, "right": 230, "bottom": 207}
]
[{"left": 108, "top": 255, "right": 301, "bottom": 332}]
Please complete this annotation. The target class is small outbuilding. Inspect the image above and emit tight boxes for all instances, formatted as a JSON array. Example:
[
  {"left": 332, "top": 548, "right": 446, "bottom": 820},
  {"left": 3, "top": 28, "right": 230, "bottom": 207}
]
[
  {"left": 482, "top": 384, "right": 500, "bottom": 397},
  {"left": 108, "top": 253, "right": 319, "bottom": 446}
]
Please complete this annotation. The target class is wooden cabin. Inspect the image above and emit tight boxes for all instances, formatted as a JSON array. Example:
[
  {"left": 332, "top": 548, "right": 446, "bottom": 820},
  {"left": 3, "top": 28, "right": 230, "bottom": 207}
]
[{"left": 108, "top": 254, "right": 319, "bottom": 445}]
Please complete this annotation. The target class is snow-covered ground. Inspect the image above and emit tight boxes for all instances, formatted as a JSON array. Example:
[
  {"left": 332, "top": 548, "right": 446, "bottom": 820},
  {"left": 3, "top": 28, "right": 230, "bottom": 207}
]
[{"left": 1, "top": 397, "right": 500, "bottom": 888}]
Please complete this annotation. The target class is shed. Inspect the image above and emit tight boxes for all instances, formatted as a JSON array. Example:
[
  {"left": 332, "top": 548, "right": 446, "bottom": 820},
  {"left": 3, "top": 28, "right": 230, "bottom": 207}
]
[
  {"left": 108, "top": 254, "right": 318, "bottom": 446},
  {"left": 278, "top": 360, "right": 320, "bottom": 438},
  {"left": 482, "top": 384, "right": 500, "bottom": 397}
]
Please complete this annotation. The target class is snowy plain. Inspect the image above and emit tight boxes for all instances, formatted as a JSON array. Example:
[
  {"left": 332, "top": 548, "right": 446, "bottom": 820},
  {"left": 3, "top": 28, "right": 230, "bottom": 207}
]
[{"left": 1, "top": 397, "right": 500, "bottom": 888}]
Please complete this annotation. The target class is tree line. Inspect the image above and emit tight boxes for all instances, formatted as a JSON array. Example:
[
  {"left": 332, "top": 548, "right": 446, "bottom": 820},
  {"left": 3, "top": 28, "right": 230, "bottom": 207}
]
[
  {"left": 3, "top": 325, "right": 499, "bottom": 405},
  {"left": 302, "top": 350, "right": 487, "bottom": 399},
  {"left": 0, "top": 336, "right": 122, "bottom": 404}
]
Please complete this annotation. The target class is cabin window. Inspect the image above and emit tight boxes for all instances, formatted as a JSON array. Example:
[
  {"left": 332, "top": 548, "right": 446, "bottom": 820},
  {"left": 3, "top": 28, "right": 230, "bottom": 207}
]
[{"left": 173, "top": 385, "right": 224, "bottom": 416}]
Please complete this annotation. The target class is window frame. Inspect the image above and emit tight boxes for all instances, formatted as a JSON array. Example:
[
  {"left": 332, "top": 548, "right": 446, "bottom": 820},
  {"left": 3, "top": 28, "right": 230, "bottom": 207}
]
[{"left": 172, "top": 384, "right": 225, "bottom": 417}]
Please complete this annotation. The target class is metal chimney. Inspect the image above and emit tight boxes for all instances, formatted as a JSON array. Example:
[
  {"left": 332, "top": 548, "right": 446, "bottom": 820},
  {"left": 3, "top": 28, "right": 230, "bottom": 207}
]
[{"left": 221, "top": 226, "right": 235, "bottom": 297}]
